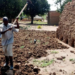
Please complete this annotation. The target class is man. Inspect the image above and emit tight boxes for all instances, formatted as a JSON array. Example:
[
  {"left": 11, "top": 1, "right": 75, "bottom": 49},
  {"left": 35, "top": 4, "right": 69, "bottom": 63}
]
[{"left": 0, "top": 16, "right": 19, "bottom": 70}]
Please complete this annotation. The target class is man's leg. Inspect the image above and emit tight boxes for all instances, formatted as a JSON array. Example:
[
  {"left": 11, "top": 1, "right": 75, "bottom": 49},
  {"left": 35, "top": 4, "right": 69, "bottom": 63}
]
[
  {"left": 5, "top": 56, "right": 9, "bottom": 66},
  {"left": 7, "top": 44, "right": 13, "bottom": 69},
  {"left": 3, "top": 46, "right": 9, "bottom": 66},
  {"left": 9, "top": 56, "right": 13, "bottom": 69}
]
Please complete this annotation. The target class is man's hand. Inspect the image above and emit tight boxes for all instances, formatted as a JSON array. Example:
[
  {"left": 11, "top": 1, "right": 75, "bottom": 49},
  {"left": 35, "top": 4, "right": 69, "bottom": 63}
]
[
  {"left": 15, "top": 17, "right": 19, "bottom": 29},
  {"left": 0, "top": 27, "right": 12, "bottom": 34},
  {"left": 16, "top": 17, "right": 19, "bottom": 23},
  {"left": 1, "top": 31, "right": 5, "bottom": 34},
  {"left": 8, "top": 27, "right": 12, "bottom": 31}
]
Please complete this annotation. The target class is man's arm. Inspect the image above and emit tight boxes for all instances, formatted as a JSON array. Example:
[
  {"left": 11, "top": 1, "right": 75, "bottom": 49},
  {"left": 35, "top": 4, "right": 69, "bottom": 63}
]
[
  {"left": 0, "top": 30, "right": 7, "bottom": 34},
  {"left": 14, "top": 18, "right": 19, "bottom": 29},
  {"left": 0, "top": 28, "right": 12, "bottom": 34}
]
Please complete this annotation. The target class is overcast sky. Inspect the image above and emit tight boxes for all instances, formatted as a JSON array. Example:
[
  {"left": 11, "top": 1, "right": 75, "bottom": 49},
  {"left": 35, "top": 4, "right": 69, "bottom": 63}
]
[{"left": 47, "top": 0, "right": 57, "bottom": 11}]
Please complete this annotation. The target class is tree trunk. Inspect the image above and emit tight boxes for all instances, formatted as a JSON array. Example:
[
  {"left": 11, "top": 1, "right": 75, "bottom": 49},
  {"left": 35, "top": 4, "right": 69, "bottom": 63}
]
[{"left": 31, "top": 16, "right": 33, "bottom": 24}]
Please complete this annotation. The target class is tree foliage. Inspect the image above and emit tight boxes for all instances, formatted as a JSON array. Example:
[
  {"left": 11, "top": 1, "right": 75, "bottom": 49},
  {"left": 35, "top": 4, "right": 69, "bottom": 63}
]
[
  {"left": 56, "top": 0, "right": 72, "bottom": 13},
  {"left": 0, "top": 0, "right": 23, "bottom": 22},
  {"left": 24, "top": 0, "right": 50, "bottom": 24},
  {"left": 0, "top": 0, "right": 50, "bottom": 23},
  {"left": 60, "top": 0, "right": 72, "bottom": 12}
]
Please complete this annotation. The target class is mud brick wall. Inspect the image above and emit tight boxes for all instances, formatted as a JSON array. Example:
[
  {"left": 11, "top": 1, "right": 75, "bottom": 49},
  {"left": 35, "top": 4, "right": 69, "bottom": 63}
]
[
  {"left": 48, "top": 11, "right": 60, "bottom": 25},
  {"left": 56, "top": 1, "right": 75, "bottom": 47}
]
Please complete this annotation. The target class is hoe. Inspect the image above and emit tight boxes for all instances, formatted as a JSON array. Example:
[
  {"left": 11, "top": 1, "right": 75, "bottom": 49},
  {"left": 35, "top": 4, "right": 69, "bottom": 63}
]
[{"left": 13, "top": 0, "right": 33, "bottom": 24}]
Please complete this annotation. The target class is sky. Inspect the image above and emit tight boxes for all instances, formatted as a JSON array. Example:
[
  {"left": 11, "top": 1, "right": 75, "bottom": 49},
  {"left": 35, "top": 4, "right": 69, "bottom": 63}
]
[{"left": 47, "top": 0, "right": 57, "bottom": 11}]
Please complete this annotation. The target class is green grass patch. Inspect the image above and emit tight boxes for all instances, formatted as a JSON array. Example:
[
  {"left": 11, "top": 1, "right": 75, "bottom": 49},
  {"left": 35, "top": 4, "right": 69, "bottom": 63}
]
[
  {"left": 34, "top": 21, "right": 47, "bottom": 24},
  {"left": 33, "top": 59, "right": 40, "bottom": 63},
  {"left": 24, "top": 27, "right": 28, "bottom": 30},
  {"left": 20, "top": 46, "right": 24, "bottom": 49},
  {"left": 37, "top": 40, "right": 40, "bottom": 43},
  {"left": 40, "top": 59, "right": 54, "bottom": 67},
  {"left": 33, "top": 59, "right": 39, "bottom": 62},
  {"left": 50, "top": 51, "right": 58, "bottom": 54},
  {"left": 70, "top": 59, "right": 75, "bottom": 61},
  {"left": 45, "top": 42, "right": 49, "bottom": 45},
  {"left": 33, "top": 59, "right": 54, "bottom": 67},
  {"left": 42, "top": 14, "right": 47, "bottom": 20}
]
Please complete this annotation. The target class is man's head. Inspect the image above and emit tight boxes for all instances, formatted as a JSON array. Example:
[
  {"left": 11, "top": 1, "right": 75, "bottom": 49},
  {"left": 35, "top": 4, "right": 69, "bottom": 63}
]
[{"left": 3, "top": 16, "right": 8, "bottom": 26}]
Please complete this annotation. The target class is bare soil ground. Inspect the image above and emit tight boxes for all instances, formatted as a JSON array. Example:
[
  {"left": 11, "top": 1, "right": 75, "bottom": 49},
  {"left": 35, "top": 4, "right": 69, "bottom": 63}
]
[{"left": 0, "top": 24, "right": 75, "bottom": 75}]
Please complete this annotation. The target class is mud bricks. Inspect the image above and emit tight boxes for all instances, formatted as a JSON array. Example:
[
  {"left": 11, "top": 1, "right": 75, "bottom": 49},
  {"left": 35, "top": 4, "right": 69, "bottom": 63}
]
[{"left": 56, "top": 1, "right": 75, "bottom": 47}]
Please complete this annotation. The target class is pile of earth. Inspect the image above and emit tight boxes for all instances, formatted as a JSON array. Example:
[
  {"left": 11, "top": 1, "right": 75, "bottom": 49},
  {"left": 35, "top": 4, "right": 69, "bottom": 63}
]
[
  {"left": 0, "top": 64, "right": 40, "bottom": 75},
  {"left": 0, "top": 29, "right": 68, "bottom": 75},
  {"left": 14, "top": 64, "right": 40, "bottom": 75},
  {"left": 56, "top": 0, "right": 75, "bottom": 47},
  {"left": 13, "top": 30, "right": 68, "bottom": 59}
]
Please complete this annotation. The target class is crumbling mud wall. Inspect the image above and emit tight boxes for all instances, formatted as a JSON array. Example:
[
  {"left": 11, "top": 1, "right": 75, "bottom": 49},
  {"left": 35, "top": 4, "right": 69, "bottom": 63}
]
[{"left": 56, "top": 0, "right": 75, "bottom": 47}]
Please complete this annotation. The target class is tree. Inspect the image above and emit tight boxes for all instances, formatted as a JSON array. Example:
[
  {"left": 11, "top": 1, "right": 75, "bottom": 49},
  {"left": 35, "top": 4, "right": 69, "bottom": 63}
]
[
  {"left": 60, "top": 0, "right": 72, "bottom": 13},
  {"left": 0, "top": 0, "right": 23, "bottom": 22},
  {"left": 55, "top": 0, "right": 72, "bottom": 13},
  {"left": 55, "top": 0, "right": 62, "bottom": 13},
  {"left": 24, "top": 0, "right": 50, "bottom": 24}
]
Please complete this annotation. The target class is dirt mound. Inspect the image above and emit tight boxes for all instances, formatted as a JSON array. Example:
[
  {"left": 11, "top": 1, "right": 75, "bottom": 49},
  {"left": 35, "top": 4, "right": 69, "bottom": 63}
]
[
  {"left": 14, "top": 64, "right": 40, "bottom": 75},
  {"left": 13, "top": 29, "right": 68, "bottom": 58},
  {"left": 56, "top": 0, "right": 75, "bottom": 47},
  {"left": 0, "top": 64, "right": 40, "bottom": 75}
]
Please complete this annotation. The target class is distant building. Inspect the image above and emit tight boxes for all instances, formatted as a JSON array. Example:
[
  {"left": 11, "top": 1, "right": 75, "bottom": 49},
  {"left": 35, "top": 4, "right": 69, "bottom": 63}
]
[
  {"left": 34, "top": 15, "right": 44, "bottom": 21},
  {"left": 48, "top": 11, "right": 60, "bottom": 25}
]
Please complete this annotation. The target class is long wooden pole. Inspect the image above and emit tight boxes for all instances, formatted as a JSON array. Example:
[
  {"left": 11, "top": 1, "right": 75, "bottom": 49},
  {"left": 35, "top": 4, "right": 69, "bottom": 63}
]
[{"left": 13, "top": 3, "right": 28, "bottom": 24}]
